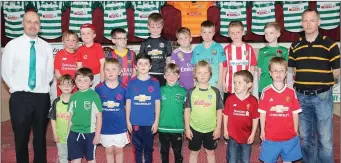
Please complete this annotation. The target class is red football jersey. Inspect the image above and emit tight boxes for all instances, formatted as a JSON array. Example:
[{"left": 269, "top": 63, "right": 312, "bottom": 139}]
[
  {"left": 258, "top": 85, "right": 301, "bottom": 141},
  {"left": 54, "top": 50, "right": 77, "bottom": 77},
  {"left": 223, "top": 43, "right": 257, "bottom": 93},
  {"left": 76, "top": 43, "right": 105, "bottom": 74},
  {"left": 223, "top": 94, "right": 259, "bottom": 144}
]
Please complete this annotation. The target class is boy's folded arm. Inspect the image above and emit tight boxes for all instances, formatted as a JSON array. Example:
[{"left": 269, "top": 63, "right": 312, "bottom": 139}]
[{"left": 184, "top": 108, "right": 191, "bottom": 130}]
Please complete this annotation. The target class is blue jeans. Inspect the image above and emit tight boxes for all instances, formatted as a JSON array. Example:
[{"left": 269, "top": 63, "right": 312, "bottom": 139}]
[
  {"left": 226, "top": 137, "right": 251, "bottom": 163},
  {"left": 296, "top": 88, "right": 334, "bottom": 163}
]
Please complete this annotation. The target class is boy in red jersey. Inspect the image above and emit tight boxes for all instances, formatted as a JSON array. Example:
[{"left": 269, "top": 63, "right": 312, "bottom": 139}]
[
  {"left": 76, "top": 23, "right": 105, "bottom": 89},
  {"left": 51, "top": 30, "right": 78, "bottom": 100},
  {"left": 107, "top": 28, "right": 136, "bottom": 86},
  {"left": 223, "top": 70, "right": 259, "bottom": 163},
  {"left": 258, "top": 57, "right": 302, "bottom": 163}
]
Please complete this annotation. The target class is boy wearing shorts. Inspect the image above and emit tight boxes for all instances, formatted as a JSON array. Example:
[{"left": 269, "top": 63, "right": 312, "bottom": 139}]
[
  {"left": 95, "top": 58, "right": 129, "bottom": 163},
  {"left": 67, "top": 68, "right": 103, "bottom": 163},
  {"left": 259, "top": 57, "right": 302, "bottom": 163},
  {"left": 185, "top": 60, "right": 224, "bottom": 163}
]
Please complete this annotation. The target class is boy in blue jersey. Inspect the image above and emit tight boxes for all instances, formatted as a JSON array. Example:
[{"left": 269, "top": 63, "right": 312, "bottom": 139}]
[
  {"left": 95, "top": 58, "right": 129, "bottom": 163},
  {"left": 126, "top": 53, "right": 161, "bottom": 163},
  {"left": 191, "top": 20, "right": 226, "bottom": 89}
]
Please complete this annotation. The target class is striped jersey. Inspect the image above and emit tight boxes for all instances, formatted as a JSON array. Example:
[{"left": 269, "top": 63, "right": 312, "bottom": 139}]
[
  {"left": 317, "top": 2, "right": 340, "bottom": 30},
  {"left": 216, "top": 1, "right": 247, "bottom": 37},
  {"left": 223, "top": 43, "right": 257, "bottom": 93},
  {"left": 251, "top": 2, "right": 276, "bottom": 35},
  {"left": 2, "top": 1, "right": 28, "bottom": 38},
  {"left": 69, "top": 2, "right": 96, "bottom": 35},
  {"left": 168, "top": 2, "right": 212, "bottom": 37},
  {"left": 35, "top": 2, "right": 64, "bottom": 39},
  {"left": 283, "top": 2, "right": 309, "bottom": 32},
  {"left": 131, "top": 1, "right": 165, "bottom": 39},
  {"left": 101, "top": 1, "right": 129, "bottom": 40}
]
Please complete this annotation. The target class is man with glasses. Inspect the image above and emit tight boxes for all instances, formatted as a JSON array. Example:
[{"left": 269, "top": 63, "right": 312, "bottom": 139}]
[
  {"left": 288, "top": 8, "right": 340, "bottom": 163},
  {"left": 1, "top": 11, "right": 54, "bottom": 163}
]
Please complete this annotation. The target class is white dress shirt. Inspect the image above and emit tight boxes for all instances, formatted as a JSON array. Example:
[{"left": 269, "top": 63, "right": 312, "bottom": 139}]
[{"left": 1, "top": 34, "right": 54, "bottom": 93}]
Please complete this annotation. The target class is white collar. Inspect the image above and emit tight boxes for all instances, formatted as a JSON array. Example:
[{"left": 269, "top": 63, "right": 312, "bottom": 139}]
[{"left": 23, "top": 33, "right": 39, "bottom": 43}]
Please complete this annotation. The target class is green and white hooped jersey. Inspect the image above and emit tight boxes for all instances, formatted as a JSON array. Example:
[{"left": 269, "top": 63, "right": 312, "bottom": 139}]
[
  {"left": 101, "top": 1, "right": 129, "bottom": 40},
  {"left": 2, "top": 1, "right": 28, "bottom": 38},
  {"left": 69, "top": 2, "right": 95, "bottom": 35},
  {"left": 35, "top": 1, "right": 63, "bottom": 39},
  {"left": 216, "top": 1, "right": 247, "bottom": 37},
  {"left": 251, "top": 2, "right": 275, "bottom": 35},
  {"left": 317, "top": 2, "right": 340, "bottom": 30},
  {"left": 131, "top": 1, "right": 165, "bottom": 39},
  {"left": 283, "top": 2, "right": 309, "bottom": 32}
]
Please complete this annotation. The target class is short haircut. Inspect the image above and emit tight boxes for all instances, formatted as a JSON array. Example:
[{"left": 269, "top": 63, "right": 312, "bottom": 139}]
[
  {"left": 148, "top": 12, "right": 164, "bottom": 24},
  {"left": 228, "top": 20, "right": 244, "bottom": 30},
  {"left": 264, "top": 22, "right": 281, "bottom": 31},
  {"left": 201, "top": 20, "right": 215, "bottom": 28},
  {"left": 135, "top": 53, "right": 152, "bottom": 65},
  {"left": 75, "top": 67, "right": 94, "bottom": 81},
  {"left": 104, "top": 58, "right": 122, "bottom": 69},
  {"left": 268, "top": 57, "right": 288, "bottom": 71},
  {"left": 234, "top": 70, "right": 253, "bottom": 83},
  {"left": 58, "top": 74, "right": 75, "bottom": 85},
  {"left": 193, "top": 60, "right": 212, "bottom": 78},
  {"left": 176, "top": 27, "right": 191, "bottom": 38},
  {"left": 164, "top": 63, "right": 180, "bottom": 74},
  {"left": 302, "top": 8, "right": 320, "bottom": 19},
  {"left": 62, "top": 30, "right": 78, "bottom": 41},
  {"left": 110, "top": 28, "right": 127, "bottom": 38}
]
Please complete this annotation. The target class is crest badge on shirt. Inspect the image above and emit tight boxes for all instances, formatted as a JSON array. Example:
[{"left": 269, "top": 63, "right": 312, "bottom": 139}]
[
  {"left": 116, "top": 93, "right": 122, "bottom": 100},
  {"left": 84, "top": 101, "right": 91, "bottom": 110},
  {"left": 276, "top": 49, "right": 282, "bottom": 57},
  {"left": 244, "top": 50, "right": 248, "bottom": 56},
  {"left": 212, "top": 50, "right": 217, "bottom": 55},
  {"left": 83, "top": 54, "right": 88, "bottom": 59},
  {"left": 128, "top": 60, "right": 132, "bottom": 65},
  {"left": 159, "top": 43, "right": 165, "bottom": 48},
  {"left": 177, "top": 52, "right": 184, "bottom": 61},
  {"left": 208, "top": 94, "right": 212, "bottom": 99},
  {"left": 285, "top": 96, "right": 291, "bottom": 103},
  {"left": 148, "top": 86, "right": 154, "bottom": 93}
]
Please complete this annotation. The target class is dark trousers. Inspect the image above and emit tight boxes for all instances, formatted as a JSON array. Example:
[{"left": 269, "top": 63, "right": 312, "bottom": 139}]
[
  {"left": 150, "top": 74, "right": 166, "bottom": 86},
  {"left": 159, "top": 132, "right": 184, "bottom": 163},
  {"left": 132, "top": 125, "right": 154, "bottom": 163},
  {"left": 9, "top": 91, "right": 50, "bottom": 163}
]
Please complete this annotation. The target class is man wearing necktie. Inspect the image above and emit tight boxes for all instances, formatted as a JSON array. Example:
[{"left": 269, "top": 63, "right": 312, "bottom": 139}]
[{"left": 1, "top": 11, "right": 54, "bottom": 163}]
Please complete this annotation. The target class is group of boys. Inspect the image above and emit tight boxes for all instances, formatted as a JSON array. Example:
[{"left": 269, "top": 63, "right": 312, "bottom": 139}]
[{"left": 50, "top": 12, "right": 303, "bottom": 163}]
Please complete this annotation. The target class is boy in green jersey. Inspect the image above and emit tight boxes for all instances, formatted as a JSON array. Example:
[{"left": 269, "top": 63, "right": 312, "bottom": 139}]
[
  {"left": 48, "top": 74, "right": 75, "bottom": 163},
  {"left": 158, "top": 63, "right": 187, "bottom": 163},
  {"left": 67, "top": 68, "right": 103, "bottom": 163},
  {"left": 184, "top": 60, "right": 224, "bottom": 163},
  {"left": 257, "top": 22, "right": 289, "bottom": 97}
]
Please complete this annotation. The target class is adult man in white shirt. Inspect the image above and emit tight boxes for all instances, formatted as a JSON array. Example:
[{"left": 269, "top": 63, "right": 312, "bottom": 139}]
[{"left": 1, "top": 11, "right": 53, "bottom": 163}]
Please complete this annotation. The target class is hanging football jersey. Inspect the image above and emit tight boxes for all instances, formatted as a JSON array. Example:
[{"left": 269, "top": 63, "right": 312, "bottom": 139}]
[
  {"left": 317, "top": 2, "right": 340, "bottom": 30},
  {"left": 2, "top": 1, "right": 28, "bottom": 38},
  {"left": 101, "top": 1, "right": 130, "bottom": 40},
  {"left": 216, "top": 1, "right": 247, "bottom": 37},
  {"left": 131, "top": 1, "right": 166, "bottom": 39},
  {"left": 168, "top": 2, "right": 213, "bottom": 37},
  {"left": 283, "top": 1, "right": 309, "bottom": 32},
  {"left": 35, "top": 1, "right": 64, "bottom": 39},
  {"left": 68, "top": 2, "right": 96, "bottom": 35},
  {"left": 251, "top": 2, "right": 276, "bottom": 35}
]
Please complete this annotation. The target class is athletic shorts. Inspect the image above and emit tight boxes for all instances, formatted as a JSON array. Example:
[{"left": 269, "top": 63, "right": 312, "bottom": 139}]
[
  {"left": 188, "top": 127, "right": 217, "bottom": 151},
  {"left": 67, "top": 131, "right": 96, "bottom": 161},
  {"left": 100, "top": 132, "right": 130, "bottom": 148},
  {"left": 259, "top": 136, "right": 302, "bottom": 163}
]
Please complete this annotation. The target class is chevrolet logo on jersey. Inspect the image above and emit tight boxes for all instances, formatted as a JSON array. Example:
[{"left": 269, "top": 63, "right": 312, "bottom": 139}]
[
  {"left": 134, "top": 95, "right": 151, "bottom": 102},
  {"left": 270, "top": 105, "right": 289, "bottom": 113},
  {"left": 148, "top": 49, "right": 162, "bottom": 55},
  {"left": 103, "top": 101, "right": 120, "bottom": 108}
]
